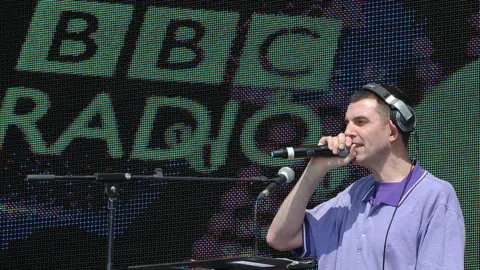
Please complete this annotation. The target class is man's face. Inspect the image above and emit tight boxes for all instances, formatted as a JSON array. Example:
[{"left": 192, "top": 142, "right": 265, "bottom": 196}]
[{"left": 344, "top": 98, "right": 392, "bottom": 167}]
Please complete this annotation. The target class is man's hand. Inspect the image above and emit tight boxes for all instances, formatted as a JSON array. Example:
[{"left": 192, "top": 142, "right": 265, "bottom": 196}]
[{"left": 309, "top": 133, "right": 357, "bottom": 170}]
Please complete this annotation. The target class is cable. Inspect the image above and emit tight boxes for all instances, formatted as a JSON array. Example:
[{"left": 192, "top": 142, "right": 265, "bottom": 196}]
[
  {"left": 413, "top": 129, "right": 420, "bottom": 162},
  {"left": 381, "top": 162, "right": 414, "bottom": 270},
  {"left": 381, "top": 128, "right": 420, "bottom": 270},
  {"left": 253, "top": 198, "right": 260, "bottom": 257}
]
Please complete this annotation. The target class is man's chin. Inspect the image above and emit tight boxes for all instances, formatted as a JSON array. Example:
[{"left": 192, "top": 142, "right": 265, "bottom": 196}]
[{"left": 351, "top": 156, "right": 364, "bottom": 166}]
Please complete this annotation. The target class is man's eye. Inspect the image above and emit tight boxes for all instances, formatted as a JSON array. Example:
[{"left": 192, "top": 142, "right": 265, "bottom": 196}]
[{"left": 357, "top": 120, "right": 366, "bottom": 125}]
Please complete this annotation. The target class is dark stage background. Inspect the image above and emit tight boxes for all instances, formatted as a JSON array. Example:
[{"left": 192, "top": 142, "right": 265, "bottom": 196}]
[{"left": 0, "top": 0, "right": 478, "bottom": 269}]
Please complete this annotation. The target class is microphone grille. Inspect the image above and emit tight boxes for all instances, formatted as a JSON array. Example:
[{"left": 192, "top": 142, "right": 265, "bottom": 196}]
[{"left": 278, "top": 167, "right": 295, "bottom": 183}]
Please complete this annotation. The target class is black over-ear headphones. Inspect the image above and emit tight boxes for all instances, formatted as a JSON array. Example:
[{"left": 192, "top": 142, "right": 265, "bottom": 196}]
[{"left": 361, "top": 83, "right": 416, "bottom": 134}]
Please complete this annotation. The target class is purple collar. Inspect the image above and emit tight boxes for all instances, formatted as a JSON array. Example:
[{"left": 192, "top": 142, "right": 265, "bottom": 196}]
[{"left": 362, "top": 160, "right": 427, "bottom": 207}]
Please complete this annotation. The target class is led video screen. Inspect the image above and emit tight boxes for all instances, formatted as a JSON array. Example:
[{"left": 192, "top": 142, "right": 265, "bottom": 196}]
[{"left": 1, "top": 0, "right": 478, "bottom": 269}]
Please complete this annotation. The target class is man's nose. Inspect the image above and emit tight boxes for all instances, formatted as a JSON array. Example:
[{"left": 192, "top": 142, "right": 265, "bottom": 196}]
[{"left": 344, "top": 122, "right": 355, "bottom": 137}]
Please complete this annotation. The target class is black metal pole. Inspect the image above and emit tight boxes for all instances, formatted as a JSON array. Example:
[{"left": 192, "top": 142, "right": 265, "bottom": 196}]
[
  {"left": 26, "top": 173, "right": 269, "bottom": 183},
  {"left": 105, "top": 183, "right": 119, "bottom": 270},
  {"left": 107, "top": 201, "right": 114, "bottom": 270}
]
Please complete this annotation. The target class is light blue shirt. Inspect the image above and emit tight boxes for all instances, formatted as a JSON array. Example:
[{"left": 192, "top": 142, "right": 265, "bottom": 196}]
[{"left": 296, "top": 163, "right": 465, "bottom": 269}]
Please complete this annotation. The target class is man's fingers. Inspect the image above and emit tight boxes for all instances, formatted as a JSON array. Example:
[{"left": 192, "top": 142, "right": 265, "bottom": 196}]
[
  {"left": 345, "top": 144, "right": 357, "bottom": 163},
  {"left": 332, "top": 137, "right": 339, "bottom": 154},
  {"left": 350, "top": 144, "right": 357, "bottom": 154},
  {"left": 338, "top": 144, "right": 355, "bottom": 163},
  {"left": 345, "top": 136, "right": 353, "bottom": 148},
  {"left": 338, "top": 133, "right": 346, "bottom": 150},
  {"left": 318, "top": 136, "right": 330, "bottom": 146},
  {"left": 318, "top": 134, "right": 352, "bottom": 158}
]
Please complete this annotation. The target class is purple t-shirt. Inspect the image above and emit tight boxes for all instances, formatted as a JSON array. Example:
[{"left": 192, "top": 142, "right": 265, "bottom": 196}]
[{"left": 295, "top": 162, "right": 465, "bottom": 269}]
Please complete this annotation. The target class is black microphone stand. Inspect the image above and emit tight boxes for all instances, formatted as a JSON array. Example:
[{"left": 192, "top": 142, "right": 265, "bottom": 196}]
[{"left": 27, "top": 170, "right": 270, "bottom": 270}]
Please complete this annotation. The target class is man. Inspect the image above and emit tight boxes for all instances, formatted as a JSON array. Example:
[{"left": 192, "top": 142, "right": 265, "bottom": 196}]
[{"left": 266, "top": 83, "right": 465, "bottom": 269}]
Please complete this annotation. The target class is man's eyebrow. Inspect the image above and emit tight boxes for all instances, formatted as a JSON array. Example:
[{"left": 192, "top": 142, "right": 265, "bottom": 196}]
[{"left": 344, "top": 116, "right": 368, "bottom": 124}]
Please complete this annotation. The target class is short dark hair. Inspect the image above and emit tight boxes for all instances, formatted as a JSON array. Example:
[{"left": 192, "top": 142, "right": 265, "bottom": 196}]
[{"left": 349, "top": 85, "right": 412, "bottom": 146}]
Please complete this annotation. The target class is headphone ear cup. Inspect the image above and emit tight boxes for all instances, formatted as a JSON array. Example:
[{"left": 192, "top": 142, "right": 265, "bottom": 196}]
[{"left": 391, "top": 109, "right": 415, "bottom": 134}]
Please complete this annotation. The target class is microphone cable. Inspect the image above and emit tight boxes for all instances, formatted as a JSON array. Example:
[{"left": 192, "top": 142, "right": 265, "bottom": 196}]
[
  {"left": 253, "top": 197, "right": 260, "bottom": 257},
  {"left": 381, "top": 129, "right": 420, "bottom": 270}
]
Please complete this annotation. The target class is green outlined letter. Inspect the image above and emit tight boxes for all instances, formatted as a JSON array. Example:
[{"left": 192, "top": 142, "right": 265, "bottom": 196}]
[
  {"left": 50, "top": 93, "right": 122, "bottom": 158},
  {"left": 0, "top": 87, "right": 50, "bottom": 154},
  {"left": 16, "top": 0, "right": 133, "bottom": 77},
  {"left": 233, "top": 14, "right": 341, "bottom": 90},
  {"left": 128, "top": 7, "right": 239, "bottom": 84},
  {"left": 241, "top": 103, "right": 321, "bottom": 167},
  {"left": 131, "top": 96, "right": 210, "bottom": 160}
]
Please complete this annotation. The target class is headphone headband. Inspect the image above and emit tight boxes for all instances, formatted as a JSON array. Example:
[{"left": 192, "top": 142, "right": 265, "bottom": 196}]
[
  {"left": 362, "top": 83, "right": 414, "bottom": 122},
  {"left": 361, "top": 83, "right": 416, "bottom": 133}
]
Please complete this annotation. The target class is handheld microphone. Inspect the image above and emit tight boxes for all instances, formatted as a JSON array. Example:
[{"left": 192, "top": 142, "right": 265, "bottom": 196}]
[
  {"left": 257, "top": 167, "right": 295, "bottom": 200},
  {"left": 271, "top": 145, "right": 349, "bottom": 159}
]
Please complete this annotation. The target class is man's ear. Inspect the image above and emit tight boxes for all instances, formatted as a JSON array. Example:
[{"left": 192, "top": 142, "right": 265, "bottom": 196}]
[{"left": 388, "top": 120, "right": 400, "bottom": 142}]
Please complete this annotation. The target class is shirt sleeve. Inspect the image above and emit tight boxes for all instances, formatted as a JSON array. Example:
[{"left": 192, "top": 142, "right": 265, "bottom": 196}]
[
  {"left": 416, "top": 204, "right": 465, "bottom": 269},
  {"left": 293, "top": 214, "right": 314, "bottom": 258},
  {"left": 293, "top": 186, "right": 353, "bottom": 259}
]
